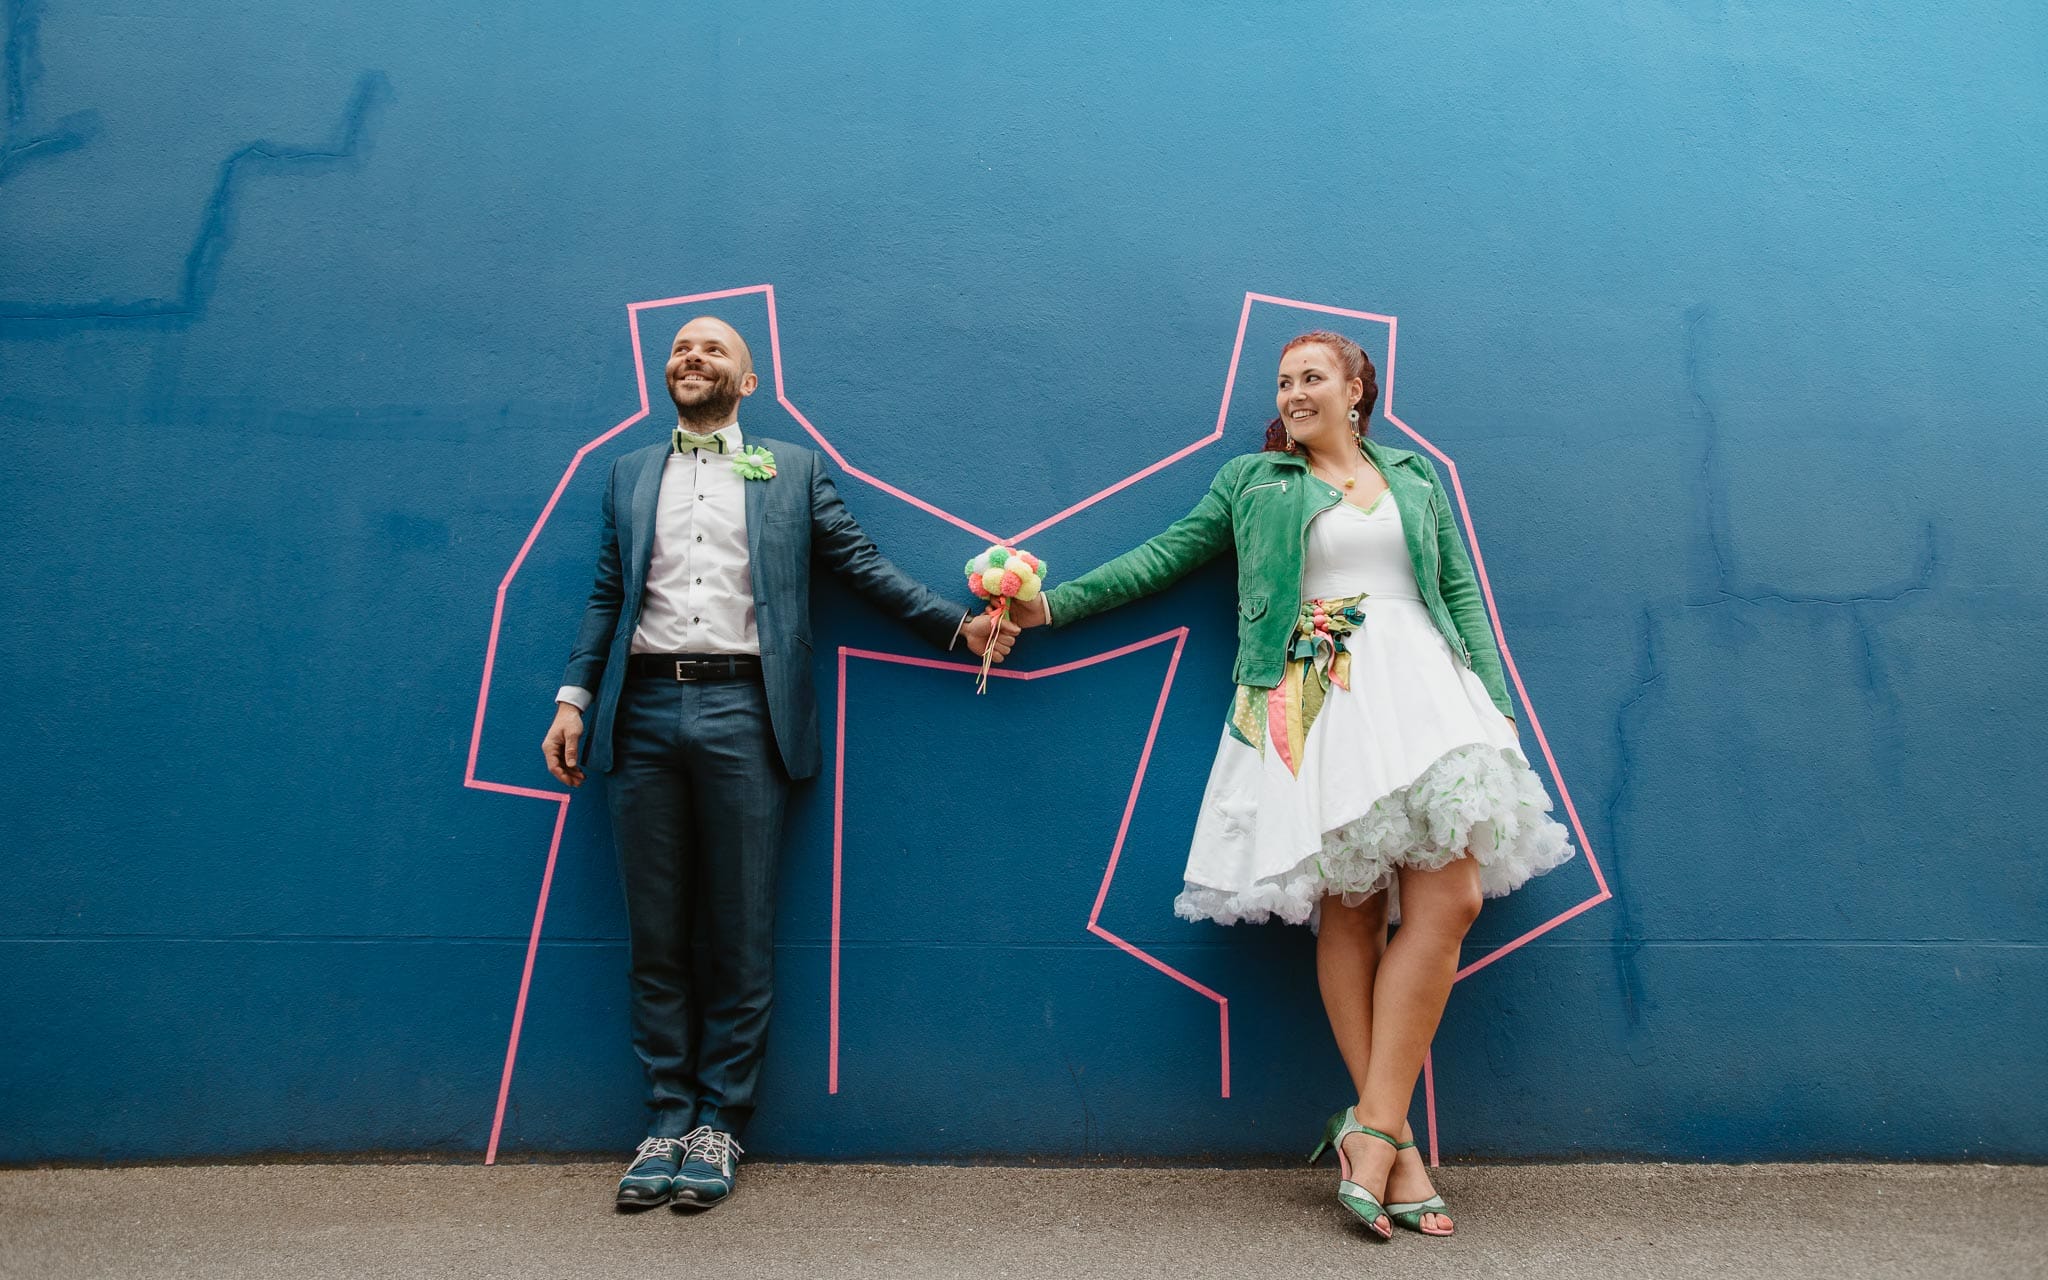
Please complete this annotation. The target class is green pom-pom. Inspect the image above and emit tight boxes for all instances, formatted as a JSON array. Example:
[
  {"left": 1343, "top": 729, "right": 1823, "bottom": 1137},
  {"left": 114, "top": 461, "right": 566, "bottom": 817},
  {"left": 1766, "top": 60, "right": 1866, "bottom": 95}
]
[{"left": 988, "top": 547, "right": 1010, "bottom": 567}]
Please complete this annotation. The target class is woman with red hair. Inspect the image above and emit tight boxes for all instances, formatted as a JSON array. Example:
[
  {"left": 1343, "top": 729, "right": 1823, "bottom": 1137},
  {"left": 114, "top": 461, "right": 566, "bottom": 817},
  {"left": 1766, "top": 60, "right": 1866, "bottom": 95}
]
[{"left": 1015, "top": 331, "right": 1572, "bottom": 1241}]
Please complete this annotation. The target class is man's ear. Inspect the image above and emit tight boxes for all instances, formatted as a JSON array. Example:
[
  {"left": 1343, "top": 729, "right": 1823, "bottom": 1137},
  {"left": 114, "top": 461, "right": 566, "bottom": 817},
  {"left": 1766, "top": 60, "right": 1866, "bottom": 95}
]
[{"left": 738, "top": 371, "right": 760, "bottom": 397}]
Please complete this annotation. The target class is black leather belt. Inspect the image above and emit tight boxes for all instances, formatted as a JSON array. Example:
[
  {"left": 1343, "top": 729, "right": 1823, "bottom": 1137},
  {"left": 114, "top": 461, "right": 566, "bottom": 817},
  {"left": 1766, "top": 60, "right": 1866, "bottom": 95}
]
[{"left": 627, "top": 653, "right": 763, "bottom": 682}]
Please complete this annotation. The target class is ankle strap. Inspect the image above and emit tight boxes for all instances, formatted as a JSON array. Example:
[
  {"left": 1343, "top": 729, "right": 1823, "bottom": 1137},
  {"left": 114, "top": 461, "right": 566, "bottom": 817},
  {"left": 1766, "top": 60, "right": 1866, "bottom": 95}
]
[{"left": 1341, "top": 1111, "right": 1402, "bottom": 1148}]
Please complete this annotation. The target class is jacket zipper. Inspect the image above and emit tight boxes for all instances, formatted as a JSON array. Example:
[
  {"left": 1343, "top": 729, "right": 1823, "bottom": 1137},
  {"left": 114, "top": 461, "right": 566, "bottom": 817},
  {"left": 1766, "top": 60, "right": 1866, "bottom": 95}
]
[
  {"left": 1298, "top": 478, "right": 1342, "bottom": 599},
  {"left": 1243, "top": 479, "right": 1288, "bottom": 496}
]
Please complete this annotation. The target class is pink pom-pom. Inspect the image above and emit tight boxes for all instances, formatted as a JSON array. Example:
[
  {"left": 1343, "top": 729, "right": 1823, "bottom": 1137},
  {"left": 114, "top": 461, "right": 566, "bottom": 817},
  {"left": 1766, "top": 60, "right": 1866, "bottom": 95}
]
[
  {"left": 999, "top": 569, "right": 1023, "bottom": 597},
  {"left": 968, "top": 576, "right": 991, "bottom": 598}
]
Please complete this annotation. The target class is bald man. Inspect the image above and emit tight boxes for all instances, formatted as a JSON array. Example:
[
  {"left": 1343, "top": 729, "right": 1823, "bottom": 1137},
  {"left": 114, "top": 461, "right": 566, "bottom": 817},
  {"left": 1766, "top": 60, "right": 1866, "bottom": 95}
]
[{"left": 543, "top": 316, "right": 1014, "bottom": 1211}]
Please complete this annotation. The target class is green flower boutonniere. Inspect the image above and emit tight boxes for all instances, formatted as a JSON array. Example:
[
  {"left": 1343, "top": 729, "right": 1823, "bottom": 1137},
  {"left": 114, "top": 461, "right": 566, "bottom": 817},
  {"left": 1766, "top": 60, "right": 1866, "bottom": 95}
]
[{"left": 733, "top": 445, "right": 777, "bottom": 481}]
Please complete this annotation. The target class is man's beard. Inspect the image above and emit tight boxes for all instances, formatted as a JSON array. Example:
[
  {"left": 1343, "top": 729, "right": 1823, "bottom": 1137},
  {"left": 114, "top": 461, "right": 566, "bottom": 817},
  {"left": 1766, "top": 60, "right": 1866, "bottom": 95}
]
[{"left": 671, "top": 373, "right": 743, "bottom": 428}]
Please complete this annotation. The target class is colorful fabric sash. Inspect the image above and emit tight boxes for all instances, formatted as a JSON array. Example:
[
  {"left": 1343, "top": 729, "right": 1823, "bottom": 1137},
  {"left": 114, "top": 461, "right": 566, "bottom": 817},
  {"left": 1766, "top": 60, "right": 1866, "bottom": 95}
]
[{"left": 1227, "top": 592, "right": 1368, "bottom": 775}]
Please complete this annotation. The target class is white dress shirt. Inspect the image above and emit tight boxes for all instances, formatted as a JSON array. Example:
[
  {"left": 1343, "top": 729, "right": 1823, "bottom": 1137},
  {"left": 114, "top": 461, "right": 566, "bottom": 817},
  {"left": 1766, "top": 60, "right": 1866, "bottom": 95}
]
[{"left": 556, "top": 420, "right": 756, "bottom": 710}]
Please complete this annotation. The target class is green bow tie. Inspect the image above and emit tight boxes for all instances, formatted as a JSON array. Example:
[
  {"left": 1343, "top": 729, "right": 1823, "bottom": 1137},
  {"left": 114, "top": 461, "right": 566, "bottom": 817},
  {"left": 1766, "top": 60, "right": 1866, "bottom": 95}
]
[{"left": 673, "top": 428, "right": 730, "bottom": 454}]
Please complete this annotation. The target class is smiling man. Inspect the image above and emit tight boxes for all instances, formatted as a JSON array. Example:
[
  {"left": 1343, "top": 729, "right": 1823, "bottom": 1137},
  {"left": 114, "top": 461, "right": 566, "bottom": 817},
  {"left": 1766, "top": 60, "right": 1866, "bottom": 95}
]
[{"left": 542, "top": 315, "right": 1016, "bottom": 1212}]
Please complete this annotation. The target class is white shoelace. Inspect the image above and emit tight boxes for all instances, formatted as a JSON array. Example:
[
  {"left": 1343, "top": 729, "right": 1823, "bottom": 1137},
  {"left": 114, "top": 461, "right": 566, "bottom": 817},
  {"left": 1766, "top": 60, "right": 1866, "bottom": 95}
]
[
  {"left": 682, "top": 1126, "right": 743, "bottom": 1169},
  {"left": 630, "top": 1135, "right": 684, "bottom": 1167}
]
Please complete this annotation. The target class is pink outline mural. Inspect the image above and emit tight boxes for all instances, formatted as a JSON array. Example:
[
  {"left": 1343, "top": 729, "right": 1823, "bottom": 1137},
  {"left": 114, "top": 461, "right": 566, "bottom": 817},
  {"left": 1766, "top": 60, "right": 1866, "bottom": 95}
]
[
  {"left": 828, "top": 629, "right": 1227, "bottom": 1099},
  {"left": 466, "top": 285, "right": 1610, "bottom": 1167}
]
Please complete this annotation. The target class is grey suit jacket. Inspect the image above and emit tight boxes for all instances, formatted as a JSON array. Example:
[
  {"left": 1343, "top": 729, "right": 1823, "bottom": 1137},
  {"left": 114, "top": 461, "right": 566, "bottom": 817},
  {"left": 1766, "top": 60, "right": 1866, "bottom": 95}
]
[{"left": 561, "top": 436, "right": 965, "bottom": 780}]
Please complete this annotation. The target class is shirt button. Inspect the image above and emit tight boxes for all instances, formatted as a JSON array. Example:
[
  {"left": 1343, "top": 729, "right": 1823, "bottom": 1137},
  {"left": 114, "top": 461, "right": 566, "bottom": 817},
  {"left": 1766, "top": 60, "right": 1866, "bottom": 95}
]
[
  {"left": 695, "top": 535, "right": 703, "bottom": 542},
  {"left": 697, "top": 493, "right": 705, "bottom": 500},
  {"left": 692, "top": 616, "right": 700, "bottom": 623},
  {"left": 695, "top": 577, "right": 702, "bottom": 584}
]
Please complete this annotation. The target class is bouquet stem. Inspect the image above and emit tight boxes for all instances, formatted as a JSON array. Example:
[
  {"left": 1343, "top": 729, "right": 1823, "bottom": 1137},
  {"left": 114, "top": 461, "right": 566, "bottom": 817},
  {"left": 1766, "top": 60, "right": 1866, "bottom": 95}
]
[{"left": 975, "top": 601, "right": 1010, "bottom": 695}]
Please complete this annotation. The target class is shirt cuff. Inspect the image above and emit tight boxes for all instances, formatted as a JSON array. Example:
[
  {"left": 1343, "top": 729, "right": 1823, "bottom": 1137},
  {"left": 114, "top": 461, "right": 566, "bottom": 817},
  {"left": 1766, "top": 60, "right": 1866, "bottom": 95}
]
[
  {"left": 1040, "top": 593, "right": 1054, "bottom": 627},
  {"left": 556, "top": 685, "right": 594, "bottom": 711},
  {"left": 948, "top": 609, "right": 972, "bottom": 651}
]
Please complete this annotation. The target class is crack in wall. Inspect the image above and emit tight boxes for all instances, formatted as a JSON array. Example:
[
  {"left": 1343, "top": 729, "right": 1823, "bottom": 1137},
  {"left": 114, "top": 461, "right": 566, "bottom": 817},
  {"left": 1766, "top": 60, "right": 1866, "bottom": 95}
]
[
  {"left": 0, "top": 0, "right": 100, "bottom": 179},
  {"left": 4, "top": 0, "right": 44, "bottom": 124},
  {"left": 1684, "top": 302, "right": 1736, "bottom": 597},
  {"left": 1602, "top": 606, "right": 1661, "bottom": 1038},
  {"left": 1602, "top": 307, "right": 1950, "bottom": 1042},
  {"left": 0, "top": 2, "right": 389, "bottom": 328},
  {"left": 1679, "top": 307, "right": 1944, "bottom": 612}
]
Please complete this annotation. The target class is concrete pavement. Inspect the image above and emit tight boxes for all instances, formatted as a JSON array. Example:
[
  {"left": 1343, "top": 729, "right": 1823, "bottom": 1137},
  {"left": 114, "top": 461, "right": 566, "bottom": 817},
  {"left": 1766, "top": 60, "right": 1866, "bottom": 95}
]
[{"left": 2, "top": 1161, "right": 2042, "bottom": 1279}]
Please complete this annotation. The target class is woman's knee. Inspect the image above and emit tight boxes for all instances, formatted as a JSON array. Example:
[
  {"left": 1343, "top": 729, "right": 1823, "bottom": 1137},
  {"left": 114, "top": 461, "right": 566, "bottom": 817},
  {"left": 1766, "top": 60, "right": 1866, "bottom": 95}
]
[
  {"left": 1322, "top": 891, "right": 1389, "bottom": 934},
  {"left": 1403, "top": 870, "right": 1483, "bottom": 936}
]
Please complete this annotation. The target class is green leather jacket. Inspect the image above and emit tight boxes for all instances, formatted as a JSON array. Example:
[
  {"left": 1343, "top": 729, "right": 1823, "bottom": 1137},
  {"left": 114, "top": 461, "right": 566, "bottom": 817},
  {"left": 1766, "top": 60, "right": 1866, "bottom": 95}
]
[{"left": 1042, "top": 436, "right": 1515, "bottom": 720}]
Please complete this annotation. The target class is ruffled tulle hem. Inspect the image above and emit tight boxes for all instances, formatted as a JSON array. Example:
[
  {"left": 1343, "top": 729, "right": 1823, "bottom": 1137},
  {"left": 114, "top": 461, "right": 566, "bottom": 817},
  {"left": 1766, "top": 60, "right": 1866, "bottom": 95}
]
[{"left": 1173, "top": 742, "right": 1574, "bottom": 928}]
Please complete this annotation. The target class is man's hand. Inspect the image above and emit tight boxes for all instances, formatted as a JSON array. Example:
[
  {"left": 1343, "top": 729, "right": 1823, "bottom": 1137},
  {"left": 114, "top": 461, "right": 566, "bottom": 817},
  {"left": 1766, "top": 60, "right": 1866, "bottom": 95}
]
[
  {"left": 962, "top": 610, "right": 1021, "bottom": 663},
  {"left": 1009, "top": 594, "right": 1049, "bottom": 628},
  {"left": 543, "top": 703, "right": 587, "bottom": 788}
]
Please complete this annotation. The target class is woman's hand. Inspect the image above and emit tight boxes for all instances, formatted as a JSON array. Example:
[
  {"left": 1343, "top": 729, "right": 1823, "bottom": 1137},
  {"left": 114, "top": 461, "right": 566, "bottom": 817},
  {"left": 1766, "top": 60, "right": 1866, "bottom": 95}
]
[{"left": 1011, "top": 595, "right": 1049, "bottom": 628}]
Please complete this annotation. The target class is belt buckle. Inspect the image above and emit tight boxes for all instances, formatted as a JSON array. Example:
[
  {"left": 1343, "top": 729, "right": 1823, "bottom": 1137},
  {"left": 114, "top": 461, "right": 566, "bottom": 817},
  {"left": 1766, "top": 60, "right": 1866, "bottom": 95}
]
[{"left": 673, "top": 660, "right": 699, "bottom": 683}]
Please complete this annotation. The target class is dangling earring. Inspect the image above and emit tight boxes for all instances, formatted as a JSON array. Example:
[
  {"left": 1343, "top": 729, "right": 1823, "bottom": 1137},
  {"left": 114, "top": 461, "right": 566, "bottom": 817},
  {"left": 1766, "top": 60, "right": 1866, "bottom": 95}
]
[
  {"left": 1347, "top": 407, "right": 1361, "bottom": 424},
  {"left": 1285, "top": 433, "right": 1300, "bottom": 453}
]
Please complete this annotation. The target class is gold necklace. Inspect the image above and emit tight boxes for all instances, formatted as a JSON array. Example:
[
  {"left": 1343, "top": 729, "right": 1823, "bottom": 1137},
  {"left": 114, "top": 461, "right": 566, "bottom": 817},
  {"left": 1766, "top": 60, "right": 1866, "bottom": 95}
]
[{"left": 1313, "top": 461, "right": 1359, "bottom": 490}]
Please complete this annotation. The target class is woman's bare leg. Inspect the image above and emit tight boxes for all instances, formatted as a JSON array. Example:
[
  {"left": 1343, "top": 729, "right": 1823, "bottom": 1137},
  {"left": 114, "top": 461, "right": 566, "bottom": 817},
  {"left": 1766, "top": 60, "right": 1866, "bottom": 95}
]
[
  {"left": 1342, "top": 857, "right": 1483, "bottom": 1233},
  {"left": 1315, "top": 890, "right": 1389, "bottom": 1096}
]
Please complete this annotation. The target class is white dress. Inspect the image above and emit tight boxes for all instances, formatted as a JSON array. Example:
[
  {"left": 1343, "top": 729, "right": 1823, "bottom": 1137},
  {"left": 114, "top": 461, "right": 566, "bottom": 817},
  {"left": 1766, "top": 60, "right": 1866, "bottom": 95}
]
[{"left": 1175, "top": 491, "right": 1575, "bottom": 926}]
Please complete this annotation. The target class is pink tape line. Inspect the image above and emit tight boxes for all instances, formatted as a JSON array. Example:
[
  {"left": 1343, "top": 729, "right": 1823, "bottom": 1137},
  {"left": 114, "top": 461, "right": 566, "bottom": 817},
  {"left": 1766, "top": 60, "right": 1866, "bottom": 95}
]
[
  {"left": 467, "top": 285, "right": 1609, "bottom": 1164},
  {"left": 1422, "top": 1051, "right": 1439, "bottom": 1169},
  {"left": 467, "top": 284, "right": 1253, "bottom": 1160},
  {"left": 767, "top": 289, "right": 1249, "bottom": 546},
  {"left": 830, "top": 628, "right": 1229, "bottom": 1098},
  {"left": 1244, "top": 292, "right": 1614, "bottom": 1163}
]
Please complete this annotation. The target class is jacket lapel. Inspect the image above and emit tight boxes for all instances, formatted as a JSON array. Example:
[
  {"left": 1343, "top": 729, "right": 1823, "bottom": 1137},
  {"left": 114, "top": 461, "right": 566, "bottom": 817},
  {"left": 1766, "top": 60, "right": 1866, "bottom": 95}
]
[
  {"left": 742, "top": 440, "right": 773, "bottom": 610},
  {"left": 627, "top": 444, "right": 667, "bottom": 591},
  {"left": 1364, "top": 438, "right": 1434, "bottom": 568}
]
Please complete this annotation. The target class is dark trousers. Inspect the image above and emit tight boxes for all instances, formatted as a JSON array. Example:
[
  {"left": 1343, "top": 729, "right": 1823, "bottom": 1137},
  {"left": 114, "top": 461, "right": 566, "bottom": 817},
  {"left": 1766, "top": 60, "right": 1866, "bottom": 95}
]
[{"left": 606, "top": 672, "right": 790, "bottom": 1139}]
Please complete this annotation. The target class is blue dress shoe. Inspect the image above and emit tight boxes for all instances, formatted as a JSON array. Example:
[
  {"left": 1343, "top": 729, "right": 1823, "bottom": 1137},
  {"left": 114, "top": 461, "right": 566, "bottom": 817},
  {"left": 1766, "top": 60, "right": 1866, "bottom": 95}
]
[
  {"left": 671, "top": 1127, "right": 743, "bottom": 1211},
  {"left": 615, "top": 1135, "right": 685, "bottom": 1210}
]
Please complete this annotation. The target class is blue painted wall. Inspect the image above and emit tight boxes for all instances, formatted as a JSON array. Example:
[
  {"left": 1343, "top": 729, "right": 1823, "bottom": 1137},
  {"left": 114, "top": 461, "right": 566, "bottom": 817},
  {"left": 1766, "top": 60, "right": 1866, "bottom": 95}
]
[{"left": 3, "top": 0, "right": 2043, "bottom": 1163}]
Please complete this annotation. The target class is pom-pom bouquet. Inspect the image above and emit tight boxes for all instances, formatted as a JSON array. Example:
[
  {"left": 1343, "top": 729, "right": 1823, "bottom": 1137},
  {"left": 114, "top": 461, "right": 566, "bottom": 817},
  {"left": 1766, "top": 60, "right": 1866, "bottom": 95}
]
[{"left": 964, "top": 544, "right": 1048, "bottom": 693}]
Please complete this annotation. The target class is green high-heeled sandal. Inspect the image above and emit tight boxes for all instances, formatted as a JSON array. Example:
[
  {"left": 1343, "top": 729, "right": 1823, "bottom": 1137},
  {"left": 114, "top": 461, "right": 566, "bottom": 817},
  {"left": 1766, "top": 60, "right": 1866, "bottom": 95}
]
[
  {"left": 1385, "top": 1135, "right": 1454, "bottom": 1237},
  {"left": 1305, "top": 1107, "right": 1397, "bottom": 1240}
]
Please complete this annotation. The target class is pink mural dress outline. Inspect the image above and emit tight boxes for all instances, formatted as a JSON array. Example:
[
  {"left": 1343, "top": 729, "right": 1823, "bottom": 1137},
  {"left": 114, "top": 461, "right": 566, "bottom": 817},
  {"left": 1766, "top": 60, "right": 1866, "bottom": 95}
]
[{"left": 466, "top": 286, "right": 1611, "bottom": 1168}]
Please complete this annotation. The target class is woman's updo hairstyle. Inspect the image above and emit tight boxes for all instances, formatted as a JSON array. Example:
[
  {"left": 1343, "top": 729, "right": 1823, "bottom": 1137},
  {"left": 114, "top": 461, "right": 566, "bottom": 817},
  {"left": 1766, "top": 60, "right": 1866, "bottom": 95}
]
[{"left": 1263, "top": 330, "right": 1379, "bottom": 453}]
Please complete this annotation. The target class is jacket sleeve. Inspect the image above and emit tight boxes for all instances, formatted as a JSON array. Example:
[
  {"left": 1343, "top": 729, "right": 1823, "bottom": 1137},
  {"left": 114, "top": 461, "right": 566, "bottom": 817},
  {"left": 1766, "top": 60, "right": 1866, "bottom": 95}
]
[
  {"left": 1042, "top": 460, "right": 1238, "bottom": 628},
  {"left": 561, "top": 457, "right": 626, "bottom": 695},
  {"left": 810, "top": 454, "right": 967, "bottom": 649},
  {"left": 1428, "top": 469, "right": 1515, "bottom": 722}
]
